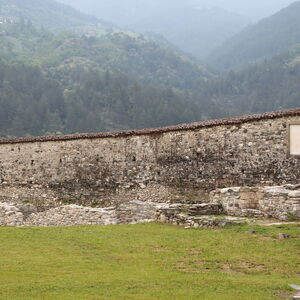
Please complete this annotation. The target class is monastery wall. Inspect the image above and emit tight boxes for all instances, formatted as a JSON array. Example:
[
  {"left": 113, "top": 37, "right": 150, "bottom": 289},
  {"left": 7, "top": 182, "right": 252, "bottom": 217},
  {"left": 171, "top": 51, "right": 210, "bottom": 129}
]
[{"left": 0, "top": 109, "right": 299, "bottom": 211}]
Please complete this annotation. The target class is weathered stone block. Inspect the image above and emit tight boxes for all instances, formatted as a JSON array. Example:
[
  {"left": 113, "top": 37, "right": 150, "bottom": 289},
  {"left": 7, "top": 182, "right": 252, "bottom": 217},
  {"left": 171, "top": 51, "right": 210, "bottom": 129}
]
[{"left": 210, "top": 184, "right": 300, "bottom": 219}]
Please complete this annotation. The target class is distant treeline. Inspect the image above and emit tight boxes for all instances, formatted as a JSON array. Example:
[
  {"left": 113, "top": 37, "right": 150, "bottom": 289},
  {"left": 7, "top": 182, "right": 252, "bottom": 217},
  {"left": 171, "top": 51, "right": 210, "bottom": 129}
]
[
  {"left": 201, "top": 48, "right": 300, "bottom": 115},
  {"left": 0, "top": 61, "right": 223, "bottom": 137}
]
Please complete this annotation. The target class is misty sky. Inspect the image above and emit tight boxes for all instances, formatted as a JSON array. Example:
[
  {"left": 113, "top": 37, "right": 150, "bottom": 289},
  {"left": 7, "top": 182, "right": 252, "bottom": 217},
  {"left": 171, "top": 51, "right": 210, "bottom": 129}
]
[
  {"left": 58, "top": 0, "right": 298, "bottom": 22},
  {"left": 192, "top": 0, "right": 297, "bottom": 20}
]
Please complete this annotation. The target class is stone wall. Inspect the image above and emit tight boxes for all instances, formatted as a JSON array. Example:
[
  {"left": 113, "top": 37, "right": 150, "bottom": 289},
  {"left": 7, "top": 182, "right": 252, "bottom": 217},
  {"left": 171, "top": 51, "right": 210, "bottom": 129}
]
[
  {"left": 0, "top": 108, "right": 299, "bottom": 210},
  {"left": 210, "top": 185, "right": 300, "bottom": 220},
  {"left": 0, "top": 201, "right": 168, "bottom": 227},
  {"left": 0, "top": 199, "right": 261, "bottom": 228},
  {"left": 1, "top": 184, "right": 299, "bottom": 227}
]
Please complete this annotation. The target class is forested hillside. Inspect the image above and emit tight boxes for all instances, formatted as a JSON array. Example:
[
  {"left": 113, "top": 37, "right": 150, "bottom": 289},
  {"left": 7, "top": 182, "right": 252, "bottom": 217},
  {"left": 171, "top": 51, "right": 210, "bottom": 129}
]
[
  {"left": 1, "top": 18, "right": 300, "bottom": 138},
  {"left": 0, "top": 21, "right": 211, "bottom": 91},
  {"left": 0, "top": 18, "right": 221, "bottom": 138},
  {"left": 0, "top": 0, "right": 221, "bottom": 138},
  {"left": 0, "top": 0, "right": 300, "bottom": 139},
  {"left": 0, "top": 60, "right": 223, "bottom": 137},
  {"left": 0, "top": 62, "right": 64, "bottom": 137},
  {"left": 0, "top": 0, "right": 113, "bottom": 34},
  {"left": 208, "top": 1, "right": 300, "bottom": 71},
  {"left": 201, "top": 45, "right": 300, "bottom": 115}
]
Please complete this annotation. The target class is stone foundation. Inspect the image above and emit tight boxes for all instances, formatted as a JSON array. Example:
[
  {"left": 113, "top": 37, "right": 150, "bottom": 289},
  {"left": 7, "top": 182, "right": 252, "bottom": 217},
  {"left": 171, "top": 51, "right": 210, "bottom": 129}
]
[
  {"left": 155, "top": 208, "right": 249, "bottom": 228},
  {"left": 0, "top": 184, "right": 299, "bottom": 227},
  {"left": 0, "top": 201, "right": 169, "bottom": 227},
  {"left": 210, "top": 184, "right": 300, "bottom": 220},
  {"left": 155, "top": 203, "right": 245, "bottom": 228},
  {"left": 0, "top": 200, "right": 241, "bottom": 228}
]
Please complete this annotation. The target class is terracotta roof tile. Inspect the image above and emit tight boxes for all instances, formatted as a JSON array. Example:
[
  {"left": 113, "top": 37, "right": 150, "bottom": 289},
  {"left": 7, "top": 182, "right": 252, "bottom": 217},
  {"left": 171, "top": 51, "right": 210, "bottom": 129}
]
[{"left": 1, "top": 108, "right": 300, "bottom": 145}]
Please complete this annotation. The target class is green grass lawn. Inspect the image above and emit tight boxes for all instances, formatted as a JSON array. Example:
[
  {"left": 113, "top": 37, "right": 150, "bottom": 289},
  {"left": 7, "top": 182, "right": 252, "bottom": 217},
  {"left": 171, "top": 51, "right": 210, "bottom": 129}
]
[{"left": 0, "top": 223, "right": 299, "bottom": 300}]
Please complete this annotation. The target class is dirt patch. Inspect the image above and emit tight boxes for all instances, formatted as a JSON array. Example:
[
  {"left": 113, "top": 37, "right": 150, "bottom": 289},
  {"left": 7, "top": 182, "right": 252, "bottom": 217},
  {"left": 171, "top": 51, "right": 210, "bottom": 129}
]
[
  {"left": 221, "top": 261, "right": 266, "bottom": 275},
  {"left": 275, "top": 289, "right": 295, "bottom": 300},
  {"left": 174, "top": 258, "right": 218, "bottom": 273},
  {"left": 187, "top": 247, "right": 203, "bottom": 255},
  {"left": 152, "top": 246, "right": 169, "bottom": 253},
  {"left": 221, "top": 263, "right": 245, "bottom": 275}
]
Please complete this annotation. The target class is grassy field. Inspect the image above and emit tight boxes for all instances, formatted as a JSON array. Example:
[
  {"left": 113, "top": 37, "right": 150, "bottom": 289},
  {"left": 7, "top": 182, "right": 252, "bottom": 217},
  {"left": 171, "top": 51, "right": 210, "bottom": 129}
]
[{"left": 0, "top": 223, "right": 299, "bottom": 300}]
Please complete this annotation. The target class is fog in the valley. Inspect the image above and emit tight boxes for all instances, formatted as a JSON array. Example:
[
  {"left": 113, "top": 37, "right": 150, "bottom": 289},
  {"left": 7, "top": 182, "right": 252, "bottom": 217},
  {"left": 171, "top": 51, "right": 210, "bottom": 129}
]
[
  {"left": 58, "top": 0, "right": 297, "bottom": 24},
  {"left": 191, "top": 0, "right": 297, "bottom": 20},
  {"left": 57, "top": 0, "right": 298, "bottom": 58},
  {"left": 1, "top": 0, "right": 300, "bottom": 140}
]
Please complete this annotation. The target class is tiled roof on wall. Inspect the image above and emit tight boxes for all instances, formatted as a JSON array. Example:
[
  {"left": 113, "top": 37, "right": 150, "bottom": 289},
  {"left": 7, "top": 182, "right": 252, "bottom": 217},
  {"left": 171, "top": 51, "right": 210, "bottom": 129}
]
[{"left": 1, "top": 107, "right": 300, "bottom": 145}]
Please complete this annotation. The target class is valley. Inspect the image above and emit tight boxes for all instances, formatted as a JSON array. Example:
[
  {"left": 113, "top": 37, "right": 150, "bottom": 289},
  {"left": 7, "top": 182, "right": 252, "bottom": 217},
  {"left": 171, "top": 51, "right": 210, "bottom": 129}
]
[{"left": 0, "top": 0, "right": 299, "bottom": 139}]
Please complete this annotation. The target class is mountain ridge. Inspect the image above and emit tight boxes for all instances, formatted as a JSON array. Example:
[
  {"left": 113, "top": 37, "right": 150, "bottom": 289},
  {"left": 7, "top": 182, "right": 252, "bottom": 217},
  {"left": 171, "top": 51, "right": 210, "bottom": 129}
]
[
  {"left": 207, "top": 1, "right": 300, "bottom": 71},
  {"left": 0, "top": 16, "right": 222, "bottom": 138},
  {"left": 0, "top": 0, "right": 115, "bottom": 34},
  {"left": 201, "top": 44, "right": 300, "bottom": 116},
  {"left": 57, "top": 0, "right": 250, "bottom": 59},
  {"left": 0, "top": 0, "right": 300, "bottom": 139}
]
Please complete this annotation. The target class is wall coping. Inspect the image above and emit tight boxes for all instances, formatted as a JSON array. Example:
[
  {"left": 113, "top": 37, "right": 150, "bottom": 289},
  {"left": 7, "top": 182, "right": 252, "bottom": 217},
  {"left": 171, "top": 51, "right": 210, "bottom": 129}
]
[{"left": 1, "top": 107, "right": 300, "bottom": 145}]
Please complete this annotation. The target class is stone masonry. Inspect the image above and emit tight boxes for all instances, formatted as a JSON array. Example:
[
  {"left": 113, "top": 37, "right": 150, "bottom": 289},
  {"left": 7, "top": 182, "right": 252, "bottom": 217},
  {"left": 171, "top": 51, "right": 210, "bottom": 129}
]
[
  {"left": 0, "top": 201, "right": 170, "bottom": 227},
  {"left": 210, "top": 184, "right": 300, "bottom": 220},
  {"left": 2, "top": 183, "right": 299, "bottom": 227},
  {"left": 0, "top": 108, "right": 299, "bottom": 221},
  {"left": 0, "top": 199, "right": 267, "bottom": 228}
]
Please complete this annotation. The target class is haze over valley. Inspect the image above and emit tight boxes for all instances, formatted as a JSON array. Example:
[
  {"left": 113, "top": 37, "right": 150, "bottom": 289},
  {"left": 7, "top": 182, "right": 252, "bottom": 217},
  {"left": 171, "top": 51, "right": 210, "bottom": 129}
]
[
  {"left": 57, "top": 0, "right": 297, "bottom": 58},
  {"left": 0, "top": 0, "right": 300, "bottom": 137}
]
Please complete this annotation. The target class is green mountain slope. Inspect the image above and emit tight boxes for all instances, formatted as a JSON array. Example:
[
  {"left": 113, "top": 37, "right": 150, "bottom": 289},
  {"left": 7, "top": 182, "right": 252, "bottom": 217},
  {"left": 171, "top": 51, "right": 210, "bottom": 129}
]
[
  {"left": 3, "top": 0, "right": 300, "bottom": 139},
  {"left": 0, "top": 0, "right": 114, "bottom": 34},
  {"left": 0, "top": 19, "right": 222, "bottom": 137},
  {"left": 207, "top": 1, "right": 300, "bottom": 71},
  {"left": 201, "top": 45, "right": 300, "bottom": 115},
  {"left": 0, "top": 61, "right": 65, "bottom": 137},
  {"left": 0, "top": 0, "right": 212, "bottom": 92},
  {"left": 0, "top": 21, "right": 211, "bottom": 91},
  {"left": 0, "top": 60, "right": 223, "bottom": 138}
]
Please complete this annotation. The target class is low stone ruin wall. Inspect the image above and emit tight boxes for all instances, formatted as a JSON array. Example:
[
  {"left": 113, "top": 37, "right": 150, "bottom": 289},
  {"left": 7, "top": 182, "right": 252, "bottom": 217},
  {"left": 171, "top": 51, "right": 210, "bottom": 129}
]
[
  {"left": 1, "top": 200, "right": 243, "bottom": 228},
  {"left": 1, "top": 184, "right": 299, "bottom": 227},
  {"left": 0, "top": 203, "right": 25, "bottom": 227},
  {"left": 210, "top": 184, "right": 300, "bottom": 220},
  {"left": 0, "top": 201, "right": 169, "bottom": 227},
  {"left": 155, "top": 203, "right": 247, "bottom": 228}
]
